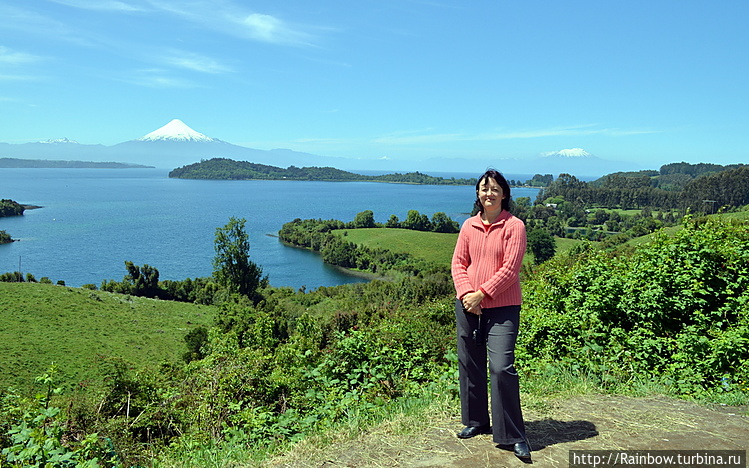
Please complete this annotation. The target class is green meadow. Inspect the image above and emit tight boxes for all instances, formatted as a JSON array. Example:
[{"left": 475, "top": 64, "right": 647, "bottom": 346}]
[
  {"left": 0, "top": 282, "right": 214, "bottom": 392},
  {"left": 334, "top": 227, "right": 588, "bottom": 266},
  {"left": 334, "top": 228, "right": 458, "bottom": 265}
]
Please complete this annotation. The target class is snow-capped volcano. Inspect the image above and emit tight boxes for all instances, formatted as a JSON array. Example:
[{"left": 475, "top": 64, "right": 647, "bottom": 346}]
[
  {"left": 39, "top": 137, "right": 79, "bottom": 144},
  {"left": 541, "top": 148, "right": 593, "bottom": 158},
  {"left": 137, "top": 119, "right": 218, "bottom": 143}
]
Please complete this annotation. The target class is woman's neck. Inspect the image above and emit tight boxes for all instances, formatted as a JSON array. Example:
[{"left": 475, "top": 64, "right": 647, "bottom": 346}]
[{"left": 481, "top": 208, "right": 503, "bottom": 224}]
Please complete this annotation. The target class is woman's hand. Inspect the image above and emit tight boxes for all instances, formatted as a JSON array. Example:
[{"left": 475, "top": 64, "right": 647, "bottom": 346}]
[{"left": 461, "top": 290, "right": 485, "bottom": 315}]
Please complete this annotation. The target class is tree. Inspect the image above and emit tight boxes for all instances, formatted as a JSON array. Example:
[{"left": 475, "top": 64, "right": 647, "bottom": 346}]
[
  {"left": 213, "top": 217, "right": 266, "bottom": 303},
  {"left": 527, "top": 228, "right": 556, "bottom": 264},
  {"left": 431, "top": 212, "right": 459, "bottom": 233},
  {"left": 545, "top": 216, "right": 564, "bottom": 237},
  {"left": 385, "top": 214, "right": 400, "bottom": 228},
  {"left": 352, "top": 210, "right": 376, "bottom": 228},
  {"left": 100, "top": 261, "right": 161, "bottom": 297},
  {"left": 183, "top": 326, "right": 209, "bottom": 363},
  {"left": 124, "top": 261, "right": 160, "bottom": 297},
  {"left": 401, "top": 210, "right": 431, "bottom": 231}
]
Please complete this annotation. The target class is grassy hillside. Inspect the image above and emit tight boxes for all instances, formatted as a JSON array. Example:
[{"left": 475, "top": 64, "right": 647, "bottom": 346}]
[
  {"left": 0, "top": 282, "right": 215, "bottom": 392},
  {"left": 334, "top": 227, "right": 588, "bottom": 267},
  {"left": 554, "top": 236, "right": 586, "bottom": 256},
  {"left": 335, "top": 228, "right": 458, "bottom": 266},
  {"left": 624, "top": 209, "right": 749, "bottom": 247}
]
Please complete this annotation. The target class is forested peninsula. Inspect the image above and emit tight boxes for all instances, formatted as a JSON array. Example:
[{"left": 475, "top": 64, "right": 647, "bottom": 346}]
[
  {"left": 0, "top": 199, "right": 25, "bottom": 244},
  {"left": 168, "top": 157, "right": 476, "bottom": 185}
]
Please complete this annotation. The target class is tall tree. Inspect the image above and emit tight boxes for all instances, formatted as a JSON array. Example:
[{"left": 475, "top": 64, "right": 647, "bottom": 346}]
[
  {"left": 213, "top": 217, "right": 266, "bottom": 303},
  {"left": 431, "top": 212, "right": 459, "bottom": 233},
  {"left": 402, "top": 209, "right": 431, "bottom": 231},
  {"left": 527, "top": 228, "right": 556, "bottom": 265},
  {"left": 352, "top": 210, "right": 376, "bottom": 228}
]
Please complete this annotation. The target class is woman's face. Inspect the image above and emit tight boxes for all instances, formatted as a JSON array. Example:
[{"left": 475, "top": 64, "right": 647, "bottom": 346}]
[{"left": 477, "top": 177, "right": 505, "bottom": 212}]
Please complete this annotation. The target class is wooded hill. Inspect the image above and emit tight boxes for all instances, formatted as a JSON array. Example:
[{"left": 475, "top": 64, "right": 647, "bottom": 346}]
[
  {"left": 547, "top": 162, "right": 749, "bottom": 212},
  {"left": 168, "top": 157, "right": 475, "bottom": 185}
]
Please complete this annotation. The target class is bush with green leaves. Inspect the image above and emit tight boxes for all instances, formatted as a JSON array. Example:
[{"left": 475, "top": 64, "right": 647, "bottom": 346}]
[
  {"left": 1, "top": 368, "right": 118, "bottom": 468},
  {"left": 518, "top": 217, "right": 749, "bottom": 397}
]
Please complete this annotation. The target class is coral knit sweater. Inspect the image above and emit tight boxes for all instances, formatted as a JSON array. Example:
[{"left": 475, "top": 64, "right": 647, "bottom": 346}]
[{"left": 451, "top": 210, "right": 526, "bottom": 308}]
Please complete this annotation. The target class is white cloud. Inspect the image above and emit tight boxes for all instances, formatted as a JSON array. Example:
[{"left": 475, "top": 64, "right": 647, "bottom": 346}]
[
  {"left": 161, "top": 51, "right": 232, "bottom": 74},
  {"left": 0, "top": 74, "right": 38, "bottom": 81},
  {"left": 372, "top": 131, "right": 463, "bottom": 145},
  {"left": 147, "top": 1, "right": 317, "bottom": 46},
  {"left": 46, "top": 0, "right": 146, "bottom": 12},
  {"left": 231, "top": 12, "right": 314, "bottom": 45},
  {"left": 371, "top": 125, "right": 660, "bottom": 146},
  {"left": 242, "top": 14, "right": 282, "bottom": 42},
  {"left": 0, "top": 46, "right": 42, "bottom": 66},
  {"left": 121, "top": 69, "right": 196, "bottom": 88}
]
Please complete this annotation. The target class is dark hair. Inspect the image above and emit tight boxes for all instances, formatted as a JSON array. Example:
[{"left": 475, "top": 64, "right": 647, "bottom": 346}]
[{"left": 474, "top": 169, "right": 511, "bottom": 213}]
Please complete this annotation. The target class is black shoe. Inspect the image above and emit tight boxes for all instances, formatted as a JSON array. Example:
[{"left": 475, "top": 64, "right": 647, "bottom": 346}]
[
  {"left": 456, "top": 425, "right": 491, "bottom": 439},
  {"left": 514, "top": 441, "right": 531, "bottom": 460}
]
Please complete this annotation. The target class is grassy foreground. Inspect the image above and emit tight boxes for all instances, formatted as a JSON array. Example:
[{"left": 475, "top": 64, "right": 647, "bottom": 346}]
[
  {"left": 3, "top": 211, "right": 748, "bottom": 467},
  {"left": 0, "top": 282, "right": 215, "bottom": 392}
]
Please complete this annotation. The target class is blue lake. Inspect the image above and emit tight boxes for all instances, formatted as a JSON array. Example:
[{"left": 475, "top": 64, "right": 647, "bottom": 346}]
[{"left": 0, "top": 168, "right": 539, "bottom": 289}]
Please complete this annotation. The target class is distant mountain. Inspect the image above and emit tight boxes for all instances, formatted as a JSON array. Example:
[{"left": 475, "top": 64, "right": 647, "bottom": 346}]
[
  {"left": 532, "top": 148, "right": 642, "bottom": 177},
  {"left": 418, "top": 149, "right": 643, "bottom": 178},
  {"left": 0, "top": 119, "right": 349, "bottom": 169},
  {"left": 0, "top": 123, "right": 643, "bottom": 177},
  {"left": 0, "top": 140, "right": 110, "bottom": 161},
  {"left": 111, "top": 119, "right": 355, "bottom": 168},
  {"left": 0, "top": 158, "right": 151, "bottom": 169},
  {"left": 39, "top": 137, "right": 80, "bottom": 144},
  {"left": 137, "top": 119, "right": 218, "bottom": 143},
  {"left": 541, "top": 148, "right": 593, "bottom": 159}
]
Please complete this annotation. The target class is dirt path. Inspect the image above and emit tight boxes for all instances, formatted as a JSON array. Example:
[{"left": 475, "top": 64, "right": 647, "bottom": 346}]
[{"left": 272, "top": 395, "right": 748, "bottom": 468}]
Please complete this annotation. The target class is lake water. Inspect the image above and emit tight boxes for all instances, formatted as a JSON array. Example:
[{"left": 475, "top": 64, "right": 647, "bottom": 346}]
[{"left": 0, "top": 168, "right": 539, "bottom": 289}]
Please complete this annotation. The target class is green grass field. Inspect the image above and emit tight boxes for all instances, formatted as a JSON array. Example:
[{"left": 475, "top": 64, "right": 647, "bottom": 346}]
[
  {"left": 334, "top": 228, "right": 458, "bottom": 266},
  {"left": 554, "top": 236, "right": 585, "bottom": 256},
  {"left": 624, "top": 209, "right": 749, "bottom": 247},
  {"left": 0, "top": 282, "right": 215, "bottom": 392},
  {"left": 334, "top": 227, "right": 594, "bottom": 267}
]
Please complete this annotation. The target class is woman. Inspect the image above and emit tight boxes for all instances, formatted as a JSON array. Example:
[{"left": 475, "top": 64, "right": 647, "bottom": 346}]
[{"left": 451, "top": 169, "right": 531, "bottom": 460}]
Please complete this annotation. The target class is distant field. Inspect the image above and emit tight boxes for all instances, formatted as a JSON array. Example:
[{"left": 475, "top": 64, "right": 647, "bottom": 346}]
[
  {"left": 554, "top": 237, "right": 586, "bottom": 255},
  {"left": 333, "top": 228, "right": 458, "bottom": 266},
  {"left": 334, "top": 228, "right": 589, "bottom": 267},
  {"left": 625, "top": 209, "right": 749, "bottom": 247},
  {"left": 715, "top": 210, "right": 749, "bottom": 222},
  {"left": 328, "top": 210, "right": 749, "bottom": 272},
  {"left": 0, "top": 282, "right": 215, "bottom": 392}
]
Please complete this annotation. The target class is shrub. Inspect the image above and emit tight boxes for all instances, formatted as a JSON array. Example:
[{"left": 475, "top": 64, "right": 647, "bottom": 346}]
[{"left": 519, "top": 217, "right": 749, "bottom": 396}]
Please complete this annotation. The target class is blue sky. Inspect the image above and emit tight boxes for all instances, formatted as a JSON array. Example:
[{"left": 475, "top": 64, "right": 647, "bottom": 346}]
[{"left": 1, "top": 0, "right": 747, "bottom": 171}]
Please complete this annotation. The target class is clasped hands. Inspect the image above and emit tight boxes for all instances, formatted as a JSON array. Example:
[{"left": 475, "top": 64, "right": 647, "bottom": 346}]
[{"left": 461, "top": 290, "right": 485, "bottom": 315}]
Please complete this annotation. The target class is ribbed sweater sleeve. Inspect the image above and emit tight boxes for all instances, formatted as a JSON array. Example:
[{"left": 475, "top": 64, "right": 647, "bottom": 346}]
[{"left": 451, "top": 211, "right": 526, "bottom": 308}]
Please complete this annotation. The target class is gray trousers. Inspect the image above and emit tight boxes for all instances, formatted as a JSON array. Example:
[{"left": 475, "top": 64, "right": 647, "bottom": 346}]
[{"left": 455, "top": 299, "right": 526, "bottom": 445}]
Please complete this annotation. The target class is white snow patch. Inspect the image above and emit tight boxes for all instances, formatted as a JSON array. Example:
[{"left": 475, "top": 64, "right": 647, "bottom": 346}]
[
  {"left": 137, "top": 119, "right": 217, "bottom": 143},
  {"left": 39, "top": 137, "right": 79, "bottom": 144},
  {"left": 541, "top": 148, "right": 593, "bottom": 158}
]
